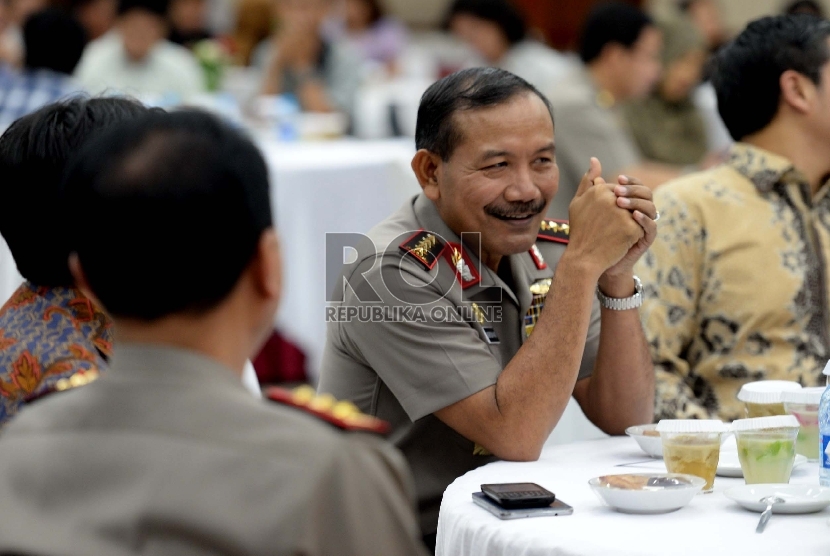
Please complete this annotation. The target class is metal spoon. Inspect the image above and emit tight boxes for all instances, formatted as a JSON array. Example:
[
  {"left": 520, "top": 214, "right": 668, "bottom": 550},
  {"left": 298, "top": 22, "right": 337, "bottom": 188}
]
[{"left": 756, "top": 496, "right": 785, "bottom": 533}]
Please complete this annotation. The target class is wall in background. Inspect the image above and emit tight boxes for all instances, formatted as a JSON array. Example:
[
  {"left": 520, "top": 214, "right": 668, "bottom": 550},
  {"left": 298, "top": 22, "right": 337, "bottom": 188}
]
[{"left": 384, "top": 0, "right": 830, "bottom": 46}]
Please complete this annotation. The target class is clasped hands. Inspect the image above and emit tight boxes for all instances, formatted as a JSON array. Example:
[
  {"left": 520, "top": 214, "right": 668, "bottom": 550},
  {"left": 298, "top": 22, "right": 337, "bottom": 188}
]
[{"left": 567, "top": 157, "right": 658, "bottom": 295}]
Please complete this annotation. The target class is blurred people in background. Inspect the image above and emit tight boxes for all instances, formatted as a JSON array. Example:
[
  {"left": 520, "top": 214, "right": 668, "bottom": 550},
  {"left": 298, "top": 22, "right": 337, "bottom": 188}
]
[
  {"left": 74, "top": 0, "right": 204, "bottom": 99},
  {"left": 259, "top": 0, "right": 360, "bottom": 115},
  {"left": 323, "top": 0, "right": 408, "bottom": 74},
  {"left": 0, "top": 0, "right": 47, "bottom": 67},
  {"left": 67, "top": 0, "right": 117, "bottom": 40},
  {"left": 623, "top": 17, "right": 711, "bottom": 167},
  {"left": 783, "top": 0, "right": 825, "bottom": 17},
  {"left": 168, "top": 0, "right": 212, "bottom": 48},
  {"left": 679, "top": 0, "right": 728, "bottom": 52},
  {"left": 0, "top": 9, "right": 85, "bottom": 130},
  {"left": 446, "top": 0, "right": 573, "bottom": 95},
  {"left": 0, "top": 97, "right": 149, "bottom": 427},
  {"left": 638, "top": 14, "right": 830, "bottom": 421},
  {"left": 546, "top": 2, "right": 679, "bottom": 218},
  {"left": 232, "top": 0, "right": 271, "bottom": 66}
]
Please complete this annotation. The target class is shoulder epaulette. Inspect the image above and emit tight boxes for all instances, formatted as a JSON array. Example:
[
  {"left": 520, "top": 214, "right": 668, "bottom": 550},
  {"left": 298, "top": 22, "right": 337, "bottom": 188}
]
[
  {"left": 537, "top": 219, "right": 570, "bottom": 244},
  {"left": 265, "top": 385, "right": 391, "bottom": 435},
  {"left": 23, "top": 369, "right": 100, "bottom": 404},
  {"left": 399, "top": 230, "right": 446, "bottom": 270}
]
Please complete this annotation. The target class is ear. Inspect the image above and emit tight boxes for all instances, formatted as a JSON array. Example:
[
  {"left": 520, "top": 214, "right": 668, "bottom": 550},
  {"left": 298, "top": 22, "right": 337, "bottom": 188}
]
[
  {"left": 410, "top": 149, "right": 442, "bottom": 202},
  {"left": 68, "top": 253, "right": 104, "bottom": 308},
  {"left": 252, "top": 229, "right": 282, "bottom": 306},
  {"left": 780, "top": 69, "right": 813, "bottom": 114}
]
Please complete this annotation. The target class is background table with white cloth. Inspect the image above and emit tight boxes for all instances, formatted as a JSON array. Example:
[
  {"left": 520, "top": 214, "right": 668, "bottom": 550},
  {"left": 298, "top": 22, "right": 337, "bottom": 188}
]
[
  {"left": 258, "top": 137, "right": 420, "bottom": 379},
  {"left": 436, "top": 436, "right": 828, "bottom": 556}
]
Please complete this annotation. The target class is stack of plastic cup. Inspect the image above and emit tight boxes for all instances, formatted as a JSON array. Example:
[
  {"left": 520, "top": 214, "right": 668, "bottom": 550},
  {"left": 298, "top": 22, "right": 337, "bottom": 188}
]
[{"left": 737, "top": 380, "right": 802, "bottom": 417}]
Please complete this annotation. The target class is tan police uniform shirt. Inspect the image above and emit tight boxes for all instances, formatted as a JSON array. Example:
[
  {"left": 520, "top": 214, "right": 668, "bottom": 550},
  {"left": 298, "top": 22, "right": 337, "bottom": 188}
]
[
  {"left": 319, "top": 193, "right": 601, "bottom": 535},
  {"left": 545, "top": 66, "right": 641, "bottom": 219},
  {"left": 0, "top": 345, "right": 428, "bottom": 556}
]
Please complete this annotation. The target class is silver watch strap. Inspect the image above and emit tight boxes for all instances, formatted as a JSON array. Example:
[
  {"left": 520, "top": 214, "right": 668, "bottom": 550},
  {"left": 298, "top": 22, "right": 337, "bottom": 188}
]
[{"left": 596, "top": 276, "right": 643, "bottom": 310}]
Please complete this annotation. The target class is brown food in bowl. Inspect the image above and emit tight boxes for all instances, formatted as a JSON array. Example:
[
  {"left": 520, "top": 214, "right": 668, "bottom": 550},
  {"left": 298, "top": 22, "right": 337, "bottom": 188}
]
[
  {"left": 599, "top": 475, "right": 650, "bottom": 490},
  {"left": 642, "top": 429, "right": 660, "bottom": 437}
]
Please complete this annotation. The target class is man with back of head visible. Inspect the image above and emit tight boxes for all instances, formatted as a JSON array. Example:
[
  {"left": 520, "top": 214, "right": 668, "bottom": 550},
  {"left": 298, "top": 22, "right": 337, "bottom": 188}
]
[
  {"left": 637, "top": 14, "right": 830, "bottom": 421},
  {"left": 0, "top": 110, "right": 428, "bottom": 556},
  {"left": 319, "top": 67, "right": 657, "bottom": 547},
  {"left": 74, "top": 0, "right": 204, "bottom": 99},
  {"left": 0, "top": 97, "right": 149, "bottom": 427},
  {"left": 546, "top": 2, "right": 682, "bottom": 218}
]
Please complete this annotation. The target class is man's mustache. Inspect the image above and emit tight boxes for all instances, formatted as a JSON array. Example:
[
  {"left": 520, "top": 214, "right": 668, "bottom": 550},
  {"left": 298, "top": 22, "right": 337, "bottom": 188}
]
[{"left": 484, "top": 199, "right": 547, "bottom": 219}]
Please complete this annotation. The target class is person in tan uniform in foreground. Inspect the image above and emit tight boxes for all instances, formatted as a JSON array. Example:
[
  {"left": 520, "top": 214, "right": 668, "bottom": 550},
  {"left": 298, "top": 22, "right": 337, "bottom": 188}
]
[{"left": 0, "top": 109, "right": 428, "bottom": 556}]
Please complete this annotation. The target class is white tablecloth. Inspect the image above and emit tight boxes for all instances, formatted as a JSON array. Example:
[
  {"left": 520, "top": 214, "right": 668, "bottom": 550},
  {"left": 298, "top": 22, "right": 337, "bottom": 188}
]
[
  {"left": 258, "top": 138, "right": 420, "bottom": 380},
  {"left": 437, "top": 436, "right": 828, "bottom": 556}
]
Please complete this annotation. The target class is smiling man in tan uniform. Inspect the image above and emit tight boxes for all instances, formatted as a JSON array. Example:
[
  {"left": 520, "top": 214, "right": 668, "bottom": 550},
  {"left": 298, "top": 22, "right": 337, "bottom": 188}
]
[{"left": 319, "top": 67, "right": 658, "bottom": 549}]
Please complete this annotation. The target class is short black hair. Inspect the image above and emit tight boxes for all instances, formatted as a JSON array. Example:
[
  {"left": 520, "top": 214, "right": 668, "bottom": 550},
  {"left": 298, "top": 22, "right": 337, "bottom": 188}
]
[
  {"left": 118, "top": 0, "right": 168, "bottom": 17},
  {"left": 712, "top": 14, "right": 830, "bottom": 141},
  {"left": 415, "top": 67, "right": 553, "bottom": 161},
  {"left": 0, "top": 97, "right": 150, "bottom": 287},
  {"left": 445, "top": 0, "right": 527, "bottom": 45},
  {"left": 63, "top": 110, "right": 273, "bottom": 321},
  {"left": 24, "top": 9, "right": 87, "bottom": 75},
  {"left": 783, "top": 0, "right": 825, "bottom": 17},
  {"left": 579, "top": 2, "right": 654, "bottom": 64}
]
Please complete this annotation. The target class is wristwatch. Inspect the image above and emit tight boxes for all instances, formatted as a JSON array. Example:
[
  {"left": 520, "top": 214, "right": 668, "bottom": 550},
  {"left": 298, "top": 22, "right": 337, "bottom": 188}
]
[{"left": 596, "top": 276, "right": 644, "bottom": 310}]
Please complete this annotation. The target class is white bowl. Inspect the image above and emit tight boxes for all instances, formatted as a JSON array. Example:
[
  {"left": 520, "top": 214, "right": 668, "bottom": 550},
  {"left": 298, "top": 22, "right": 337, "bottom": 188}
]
[
  {"left": 589, "top": 473, "right": 705, "bottom": 514},
  {"left": 626, "top": 424, "right": 663, "bottom": 458}
]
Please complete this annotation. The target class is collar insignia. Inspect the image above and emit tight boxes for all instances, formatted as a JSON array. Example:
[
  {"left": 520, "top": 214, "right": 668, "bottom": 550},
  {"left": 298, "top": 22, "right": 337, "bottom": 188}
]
[
  {"left": 445, "top": 242, "right": 481, "bottom": 289},
  {"left": 529, "top": 244, "right": 547, "bottom": 269}
]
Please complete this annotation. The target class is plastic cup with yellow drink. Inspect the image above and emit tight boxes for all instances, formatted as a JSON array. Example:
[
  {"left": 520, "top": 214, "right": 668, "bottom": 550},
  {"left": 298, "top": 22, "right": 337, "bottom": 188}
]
[
  {"left": 782, "top": 387, "right": 824, "bottom": 461},
  {"left": 732, "top": 415, "right": 799, "bottom": 484},
  {"left": 657, "top": 420, "right": 727, "bottom": 493},
  {"left": 737, "top": 380, "right": 802, "bottom": 418}
]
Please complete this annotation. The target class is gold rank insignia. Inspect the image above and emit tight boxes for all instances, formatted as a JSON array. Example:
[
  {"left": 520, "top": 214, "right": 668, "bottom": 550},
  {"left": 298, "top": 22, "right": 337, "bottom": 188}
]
[
  {"left": 525, "top": 278, "right": 552, "bottom": 337},
  {"left": 266, "top": 385, "right": 391, "bottom": 435},
  {"left": 399, "top": 230, "right": 446, "bottom": 270},
  {"left": 528, "top": 244, "right": 547, "bottom": 270},
  {"left": 537, "top": 219, "right": 570, "bottom": 244},
  {"left": 23, "top": 368, "right": 101, "bottom": 404},
  {"left": 444, "top": 242, "right": 481, "bottom": 289}
]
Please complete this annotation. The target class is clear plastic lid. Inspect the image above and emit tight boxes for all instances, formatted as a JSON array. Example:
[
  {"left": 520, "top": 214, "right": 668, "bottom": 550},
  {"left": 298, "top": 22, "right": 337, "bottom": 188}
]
[
  {"left": 781, "top": 387, "right": 825, "bottom": 405},
  {"left": 656, "top": 419, "right": 727, "bottom": 433},
  {"left": 731, "top": 415, "right": 799, "bottom": 432},
  {"left": 737, "top": 381, "right": 802, "bottom": 404}
]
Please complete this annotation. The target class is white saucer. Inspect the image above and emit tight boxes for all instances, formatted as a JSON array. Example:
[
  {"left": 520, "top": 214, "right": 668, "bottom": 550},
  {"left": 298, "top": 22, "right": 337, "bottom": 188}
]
[
  {"left": 724, "top": 484, "right": 830, "bottom": 514},
  {"left": 716, "top": 452, "right": 808, "bottom": 478}
]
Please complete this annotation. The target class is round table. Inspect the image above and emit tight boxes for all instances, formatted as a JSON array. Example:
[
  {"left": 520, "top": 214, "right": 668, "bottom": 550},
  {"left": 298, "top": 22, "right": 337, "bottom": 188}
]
[{"left": 436, "top": 436, "right": 828, "bottom": 556}]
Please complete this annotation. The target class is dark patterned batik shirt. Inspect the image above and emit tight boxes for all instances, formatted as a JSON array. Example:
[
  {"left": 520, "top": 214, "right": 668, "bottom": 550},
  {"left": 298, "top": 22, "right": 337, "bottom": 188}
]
[
  {"left": 637, "top": 143, "right": 830, "bottom": 421},
  {"left": 0, "top": 282, "right": 112, "bottom": 426}
]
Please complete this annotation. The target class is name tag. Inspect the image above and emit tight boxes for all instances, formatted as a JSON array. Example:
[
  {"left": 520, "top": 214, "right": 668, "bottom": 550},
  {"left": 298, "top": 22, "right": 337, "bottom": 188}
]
[{"left": 483, "top": 326, "right": 500, "bottom": 344}]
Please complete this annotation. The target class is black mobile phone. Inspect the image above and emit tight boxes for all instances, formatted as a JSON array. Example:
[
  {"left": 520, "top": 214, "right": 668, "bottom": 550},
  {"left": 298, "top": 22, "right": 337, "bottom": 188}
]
[
  {"left": 480, "top": 482, "right": 556, "bottom": 509},
  {"left": 472, "top": 492, "right": 573, "bottom": 520}
]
